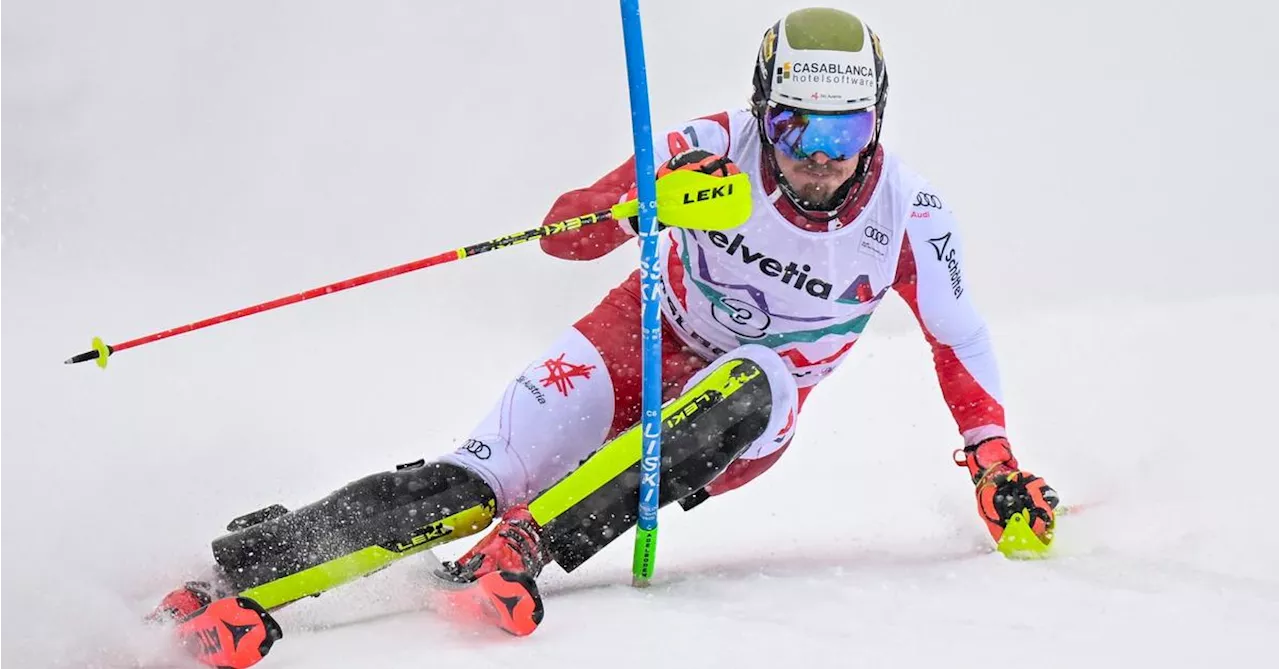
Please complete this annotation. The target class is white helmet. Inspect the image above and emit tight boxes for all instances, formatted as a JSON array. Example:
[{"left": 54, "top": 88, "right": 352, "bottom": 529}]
[{"left": 751, "top": 8, "right": 889, "bottom": 217}]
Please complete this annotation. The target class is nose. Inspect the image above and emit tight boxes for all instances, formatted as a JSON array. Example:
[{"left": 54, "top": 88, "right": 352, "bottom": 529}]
[{"left": 808, "top": 152, "right": 832, "bottom": 165}]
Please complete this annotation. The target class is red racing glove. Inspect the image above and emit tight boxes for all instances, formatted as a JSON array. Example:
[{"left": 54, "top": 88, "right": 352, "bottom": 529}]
[
  {"left": 620, "top": 149, "right": 740, "bottom": 235},
  {"left": 956, "top": 437, "right": 1059, "bottom": 544}
]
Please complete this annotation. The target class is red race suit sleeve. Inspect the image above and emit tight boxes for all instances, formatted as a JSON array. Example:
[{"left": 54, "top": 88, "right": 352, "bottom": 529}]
[{"left": 892, "top": 188, "right": 1008, "bottom": 446}]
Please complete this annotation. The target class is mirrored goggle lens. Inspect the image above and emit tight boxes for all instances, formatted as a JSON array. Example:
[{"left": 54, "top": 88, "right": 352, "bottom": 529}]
[{"left": 764, "top": 107, "right": 876, "bottom": 161}]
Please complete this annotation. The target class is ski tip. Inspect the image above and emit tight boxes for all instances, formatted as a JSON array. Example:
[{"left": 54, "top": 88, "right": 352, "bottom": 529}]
[{"left": 1055, "top": 501, "right": 1094, "bottom": 517}]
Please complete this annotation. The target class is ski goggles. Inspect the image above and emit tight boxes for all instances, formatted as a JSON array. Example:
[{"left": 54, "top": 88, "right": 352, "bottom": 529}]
[{"left": 763, "top": 105, "right": 877, "bottom": 162}]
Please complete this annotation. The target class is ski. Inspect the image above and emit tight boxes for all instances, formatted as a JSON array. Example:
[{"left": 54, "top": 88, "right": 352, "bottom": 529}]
[
  {"left": 155, "top": 354, "right": 772, "bottom": 656},
  {"left": 208, "top": 355, "right": 772, "bottom": 609}
]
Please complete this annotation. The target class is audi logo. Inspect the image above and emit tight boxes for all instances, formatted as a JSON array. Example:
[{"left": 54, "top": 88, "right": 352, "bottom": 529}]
[
  {"left": 913, "top": 192, "right": 942, "bottom": 209},
  {"left": 863, "top": 227, "right": 889, "bottom": 245},
  {"left": 462, "top": 439, "right": 491, "bottom": 460}
]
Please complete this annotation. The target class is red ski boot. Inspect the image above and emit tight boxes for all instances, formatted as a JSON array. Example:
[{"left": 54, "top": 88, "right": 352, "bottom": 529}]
[
  {"left": 149, "top": 579, "right": 282, "bottom": 668},
  {"left": 433, "top": 505, "right": 546, "bottom": 636},
  {"left": 172, "top": 597, "right": 282, "bottom": 669},
  {"left": 447, "top": 505, "right": 546, "bottom": 578},
  {"left": 148, "top": 579, "right": 231, "bottom": 623}
]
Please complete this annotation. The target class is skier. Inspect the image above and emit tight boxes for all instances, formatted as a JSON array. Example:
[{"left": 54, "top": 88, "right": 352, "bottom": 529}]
[{"left": 151, "top": 8, "right": 1059, "bottom": 668}]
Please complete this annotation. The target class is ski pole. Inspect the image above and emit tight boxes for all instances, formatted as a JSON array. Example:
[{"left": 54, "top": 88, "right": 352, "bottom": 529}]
[
  {"left": 61, "top": 211, "right": 608, "bottom": 368},
  {"left": 64, "top": 169, "right": 751, "bottom": 369}
]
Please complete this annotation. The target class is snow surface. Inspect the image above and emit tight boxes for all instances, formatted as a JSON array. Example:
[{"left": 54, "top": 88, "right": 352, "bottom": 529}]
[{"left": 3, "top": 2, "right": 1277, "bottom": 668}]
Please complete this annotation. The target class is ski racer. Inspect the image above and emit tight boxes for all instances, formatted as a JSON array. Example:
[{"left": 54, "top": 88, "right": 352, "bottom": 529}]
[{"left": 151, "top": 8, "right": 1059, "bottom": 668}]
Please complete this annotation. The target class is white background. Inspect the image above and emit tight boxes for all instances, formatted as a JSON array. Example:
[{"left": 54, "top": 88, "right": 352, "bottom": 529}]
[{"left": 3, "top": 2, "right": 1276, "bottom": 667}]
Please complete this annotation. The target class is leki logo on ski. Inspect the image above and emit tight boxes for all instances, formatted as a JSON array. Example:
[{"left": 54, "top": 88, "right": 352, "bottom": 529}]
[
  {"left": 539, "top": 353, "right": 596, "bottom": 396},
  {"left": 392, "top": 519, "right": 453, "bottom": 552},
  {"left": 664, "top": 390, "right": 723, "bottom": 430}
]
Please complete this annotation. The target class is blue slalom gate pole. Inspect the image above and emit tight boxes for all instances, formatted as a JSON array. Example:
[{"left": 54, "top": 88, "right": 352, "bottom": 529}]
[{"left": 619, "top": 0, "right": 662, "bottom": 587}]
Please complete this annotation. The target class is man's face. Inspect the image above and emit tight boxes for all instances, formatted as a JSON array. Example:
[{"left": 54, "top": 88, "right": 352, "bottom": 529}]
[{"left": 772, "top": 147, "right": 861, "bottom": 209}]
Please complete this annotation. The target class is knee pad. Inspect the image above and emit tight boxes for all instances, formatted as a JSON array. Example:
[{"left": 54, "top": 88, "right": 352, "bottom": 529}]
[{"left": 681, "top": 344, "right": 798, "bottom": 460}]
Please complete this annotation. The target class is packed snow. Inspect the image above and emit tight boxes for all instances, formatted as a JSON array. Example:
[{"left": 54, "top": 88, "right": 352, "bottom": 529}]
[{"left": 4, "top": 1, "right": 1276, "bottom": 668}]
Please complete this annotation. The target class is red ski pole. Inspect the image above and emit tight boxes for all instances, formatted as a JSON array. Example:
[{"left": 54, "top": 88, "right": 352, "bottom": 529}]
[
  {"left": 62, "top": 168, "right": 754, "bottom": 369},
  {"left": 63, "top": 209, "right": 614, "bottom": 368}
]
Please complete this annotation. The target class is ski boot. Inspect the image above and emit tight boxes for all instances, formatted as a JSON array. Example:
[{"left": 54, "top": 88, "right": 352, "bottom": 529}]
[
  {"left": 150, "top": 572, "right": 282, "bottom": 667},
  {"left": 148, "top": 577, "right": 234, "bottom": 624},
  {"left": 172, "top": 596, "right": 282, "bottom": 669},
  {"left": 433, "top": 504, "right": 546, "bottom": 636}
]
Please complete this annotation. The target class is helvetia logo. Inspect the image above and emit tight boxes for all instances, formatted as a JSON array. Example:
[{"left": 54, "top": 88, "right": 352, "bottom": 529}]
[{"left": 707, "top": 231, "right": 833, "bottom": 298}]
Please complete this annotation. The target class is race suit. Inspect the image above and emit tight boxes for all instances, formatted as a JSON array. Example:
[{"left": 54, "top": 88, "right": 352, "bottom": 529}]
[{"left": 443, "top": 109, "right": 1005, "bottom": 510}]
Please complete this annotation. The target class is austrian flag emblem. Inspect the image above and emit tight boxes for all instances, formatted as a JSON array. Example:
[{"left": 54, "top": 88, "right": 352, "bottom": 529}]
[{"left": 539, "top": 353, "right": 596, "bottom": 396}]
